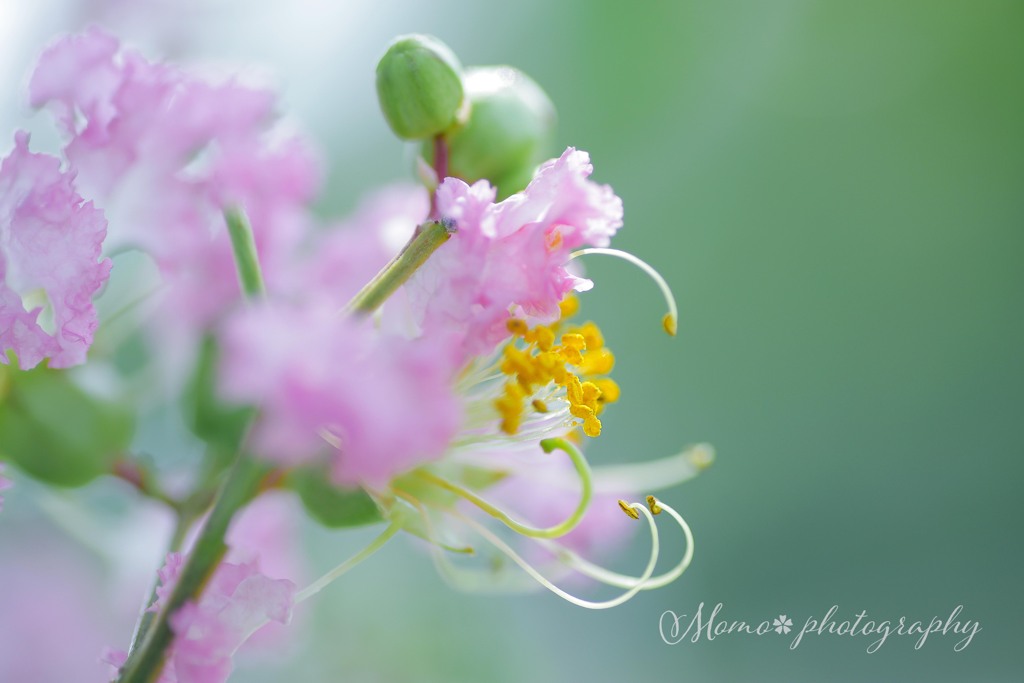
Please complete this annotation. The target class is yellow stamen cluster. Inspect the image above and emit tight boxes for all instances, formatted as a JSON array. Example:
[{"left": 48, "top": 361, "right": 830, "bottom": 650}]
[{"left": 495, "top": 297, "right": 620, "bottom": 438}]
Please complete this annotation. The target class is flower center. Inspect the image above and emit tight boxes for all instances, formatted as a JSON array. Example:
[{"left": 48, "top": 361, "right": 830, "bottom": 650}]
[{"left": 495, "top": 296, "right": 619, "bottom": 438}]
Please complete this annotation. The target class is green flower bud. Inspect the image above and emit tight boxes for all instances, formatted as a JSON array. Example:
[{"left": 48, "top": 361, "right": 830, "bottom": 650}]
[
  {"left": 426, "top": 66, "right": 556, "bottom": 198},
  {"left": 376, "top": 34, "right": 466, "bottom": 140}
]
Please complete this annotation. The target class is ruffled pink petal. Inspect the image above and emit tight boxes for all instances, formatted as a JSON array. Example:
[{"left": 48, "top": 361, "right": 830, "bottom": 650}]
[
  {"left": 0, "top": 132, "right": 110, "bottom": 369},
  {"left": 217, "top": 303, "right": 462, "bottom": 488},
  {"left": 29, "top": 29, "right": 322, "bottom": 370},
  {"left": 141, "top": 554, "right": 295, "bottom": 683},
  {"left": 407, "top": 147, "right": 622, "bottom": 361}
]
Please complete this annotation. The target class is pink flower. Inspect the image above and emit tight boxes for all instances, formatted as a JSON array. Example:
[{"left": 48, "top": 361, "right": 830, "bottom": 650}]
[
  {"left": 407, "top": 147, "right": 622, "bottom": 359},
  {"left": 28, "top": 28, "right": 321, "bottom": 368},
  {"left": 217, "top": 303, "right": 462, "bottom": 488},
  {"left": 0, "top": 132, "right": 110, "bottom": 369},
  {"left": 137, "top": 554, "right": 295, "bottom": 683},
  {"left": 285, "top": 183, "right": 429, "bottom": 309},
  {"left": 1, "top": 535, "right": 132, "bottom": 683}
]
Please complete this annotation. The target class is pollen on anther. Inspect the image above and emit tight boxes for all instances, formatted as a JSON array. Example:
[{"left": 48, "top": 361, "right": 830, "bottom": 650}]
[
  {"left": 507, "top": 318, "right": 529, "bottom": 336},
  {"left": 618, "top": 500, "right": 640, "bottom": 520},
  {"left": 559, "top": 295, "right": 579, "bottom": 319},
  {"left": 663, "top": 313, "right": 677, "bottom": 337},
  {"left": 531, "top": 399, "right": 548, "bottom": 413},
  {"left": 646, "top": 495, "right": 662, "bottom": 515}
]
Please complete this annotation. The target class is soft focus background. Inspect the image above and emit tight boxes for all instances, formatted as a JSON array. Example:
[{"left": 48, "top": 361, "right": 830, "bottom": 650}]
[{"left": 1, "top": 1, "right": 1021, "bottom": 681}]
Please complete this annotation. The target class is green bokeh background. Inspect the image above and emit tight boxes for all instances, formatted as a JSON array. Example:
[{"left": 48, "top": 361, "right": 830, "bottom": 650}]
[{"left": 2, "top": 1, "right": 1021, "bottom": 681}]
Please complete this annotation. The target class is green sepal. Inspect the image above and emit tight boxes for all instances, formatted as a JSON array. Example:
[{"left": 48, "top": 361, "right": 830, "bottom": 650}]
[
  {"left": 0, "top": 361, "right": 133, "bottom": 487},
  {"left": 287, "top": 465, "right": 383, "bottom": 528}
]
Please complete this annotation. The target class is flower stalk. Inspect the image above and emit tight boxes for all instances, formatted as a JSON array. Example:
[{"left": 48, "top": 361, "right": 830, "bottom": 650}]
[
  {"left": 224, "top": 207, "right": 265, "bottom": 299},
  {"left": 344, "top": 219, "right": 454, "bottom": 314}
]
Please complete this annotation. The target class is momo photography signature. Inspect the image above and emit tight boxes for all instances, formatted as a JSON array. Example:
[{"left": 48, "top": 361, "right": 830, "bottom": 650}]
[{"left": 659, "top": 603, "right": 981, "bottom": 653}]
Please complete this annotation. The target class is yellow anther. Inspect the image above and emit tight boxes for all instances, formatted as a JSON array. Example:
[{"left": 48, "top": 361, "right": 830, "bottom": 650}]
[
  {"left": 591, "top": 378, "right": 620, "bottom": 403},
  {"left": 646, "top": 495, "right": 662, "bottom": 515},
  {"left": 494, "top": 306, "right": 615, "bottom": 440},
  {"left": 569, "top": 404, "right": 594, "bottom": 420},
  {"left": 579, "top": 347, "right": 614, "bottom": 376},
  {"left": 566, "top": 375, "right": 584, "bottom": 405},
  {"left": 507, "top": 318, "right": 529, "bottom": 336},
  {"left": 500, "top": 414, "right": 522, "bottom": 435},
  {"left": 534, "top": 326, "right": 555, "bottom": 352},
  {"left": 572, "top": 322, "right": 604, "bottom": 351},
  {"left": 559, "top": 346, "right": 584, "bottom": 366},
  {"left": 559, "top": 295, "right": 579, "bottom": 320},
  {"left": 618, "top": 499, "right": 640, "bottom": 520},
  {"left": 662, "top": 313, "right": 677, "bottom": 336},
  {"left": 561, "top": 333, "right": 586, "bottom": 351}
]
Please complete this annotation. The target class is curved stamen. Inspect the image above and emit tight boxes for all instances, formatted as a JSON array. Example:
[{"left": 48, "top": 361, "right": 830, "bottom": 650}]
[
  {"left": 238, "top": 521, "right": 404, "bottom": 645},
  {"left": 449, "top": 501, "right": 660, "bottom": 609},
  {"left": 414, "top": 437, "right": 592, "bottom": 539},
  {"left": 569, "top": 247, "right": 679, "bottom": 336},
  {"left": 591, "top": 443, "right": 714, "bottom": 495},
  {"left": 294, "top": 522, "right": 402, "bottom": 603},
  {"left": 541, "top": 497, "right": 693, "bottom": 590},
  {"left": 391, "top": 488, "right": 537, "bottom": 593}
]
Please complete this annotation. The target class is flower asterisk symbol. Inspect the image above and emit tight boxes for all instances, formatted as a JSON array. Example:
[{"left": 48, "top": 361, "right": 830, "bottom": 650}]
[{"left": 773, "top": 615, "right": 793, "bottom": 634}]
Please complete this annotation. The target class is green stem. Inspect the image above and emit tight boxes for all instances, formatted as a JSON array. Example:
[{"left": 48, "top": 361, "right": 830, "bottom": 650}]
[
  {"left": 126, "top": 509, "right": 196, "bottom": 655},
  {"left": 117, "top": 456, "right": 269, "bottom": 683},
  {"left": 344, "top": 220, "right": 454, "bottom": 314},
  {"left": 224, "top": 207, "right": 265, "bottom": 298},
  {"left": 117, "top": 207, "right": 272, "bottom": 682}
]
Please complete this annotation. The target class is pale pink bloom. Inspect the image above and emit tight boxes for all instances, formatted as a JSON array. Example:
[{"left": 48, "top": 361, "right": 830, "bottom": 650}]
[
  {"left": 139, "top": 553, "right": 295, "bottom": 683},
  {"left": 0, "top": 464, "right": 10, "bottom": 512},
  {"left": 218, "top": 303, "right": 462, "bottom": 488},
  {"left": 0, "top": 536, "right": 131, "bottom": 683},
  {"left": 288, "top": 183, "right": 429, "bottom": 308},
  {"left": 408, "top": 147, "right": 622, "bottom": 359},
  {"left": 0, "top": 132, "right": 110, "bottom": 369},
  {"left": 29, "top": 28, "right": 320, "bottom": 367}
]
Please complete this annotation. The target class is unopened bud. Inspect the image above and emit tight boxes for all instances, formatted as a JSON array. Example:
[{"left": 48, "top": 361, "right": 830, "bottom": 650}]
[
  {"left": 376, "top": 34, "right": 466, "bottom": 140},
  {"left": 424, "top": 66, "right": 556, "bottom": 197}
]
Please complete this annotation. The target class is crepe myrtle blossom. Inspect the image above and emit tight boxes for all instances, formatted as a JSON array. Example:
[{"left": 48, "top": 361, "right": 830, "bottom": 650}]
[
  {"left": 28, "top": 28, "right": 320, "bottom": 370},
  {"left": 0, "top": 132, "right": 111, "bottom": 369},
  {"left": 216, "top": 142, "right": 705, "bottom": 609}
]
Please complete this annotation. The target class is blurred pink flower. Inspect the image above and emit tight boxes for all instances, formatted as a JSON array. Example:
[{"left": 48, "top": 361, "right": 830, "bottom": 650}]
[
  {"left": 218, "top": 304, "right": 462, "bottom": 488},
  {"left": 408, "top": 147, "right": 622, "bottom": 360},
  {"left": 288, "top": 183, "right": 429, "bottom": 308},
  {"left": 0, "top": 535, "right": 133, "bottom": 683},
  {"left": 29, "top": 27, "right": 321, "bottom": 370},
  {"left": 0, "top": 132, "right": 110, "bottom": 369}
]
